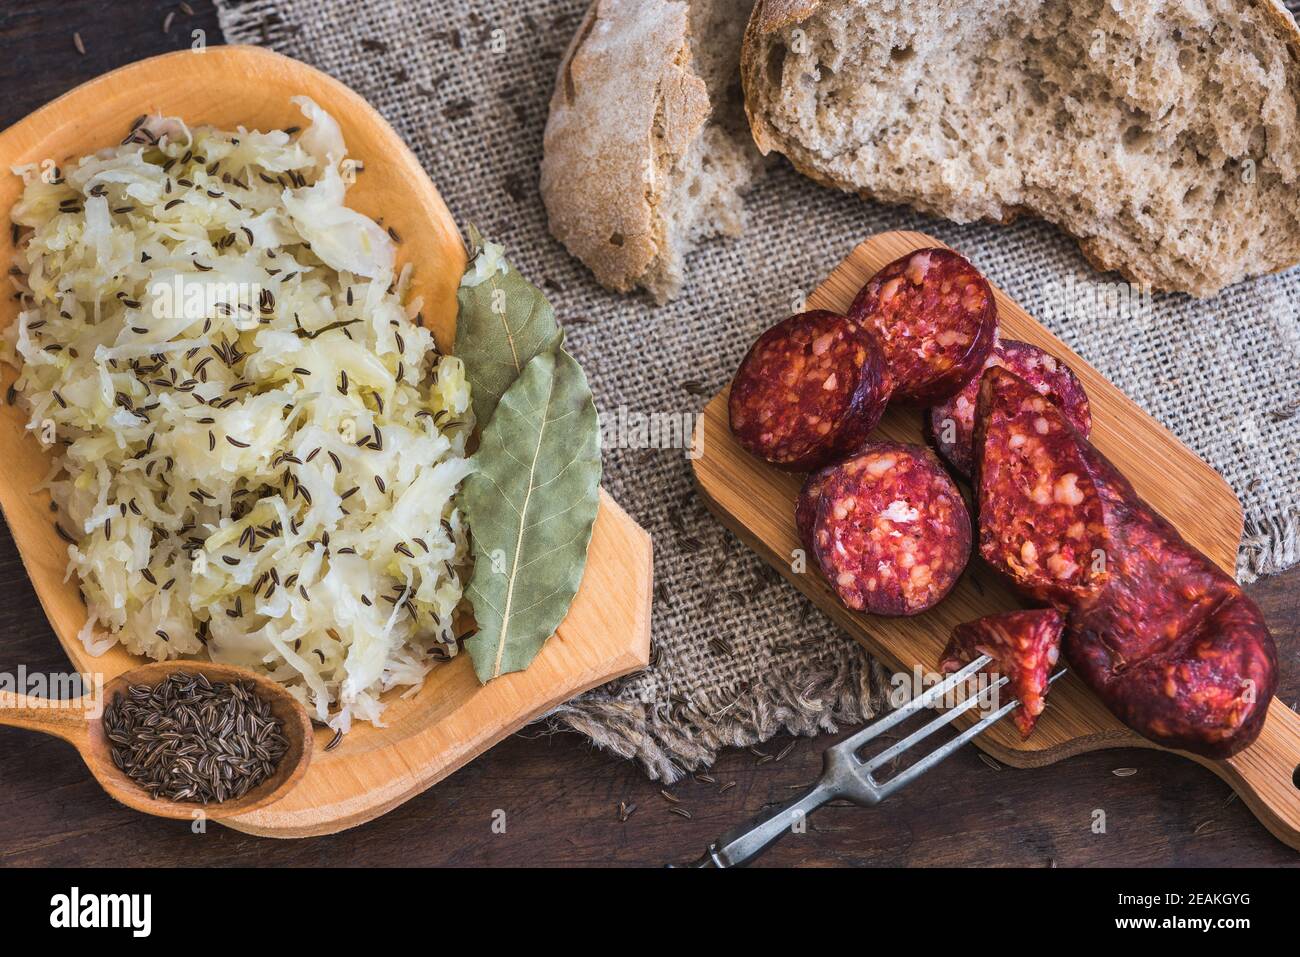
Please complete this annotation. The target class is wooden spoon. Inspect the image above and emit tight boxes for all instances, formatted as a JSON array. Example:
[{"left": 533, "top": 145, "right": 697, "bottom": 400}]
[{"left": 0, "top": 660, "right": 312, "bottom": 820}]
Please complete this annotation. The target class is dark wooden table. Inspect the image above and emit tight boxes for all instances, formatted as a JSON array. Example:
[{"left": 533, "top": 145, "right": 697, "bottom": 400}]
[{"left": 0, "top": 0, "right": 1295, "bottom": 868}]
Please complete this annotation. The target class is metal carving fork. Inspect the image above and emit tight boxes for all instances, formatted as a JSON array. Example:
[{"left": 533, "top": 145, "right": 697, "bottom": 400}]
[{"left": 676, "top": 656, "right": 1067, "bottom": 867}]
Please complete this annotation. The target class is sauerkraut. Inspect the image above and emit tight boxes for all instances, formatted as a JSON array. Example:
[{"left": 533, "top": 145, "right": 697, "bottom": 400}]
[{"left": 4, "top": 98, "right": 474, "bottom": 731}]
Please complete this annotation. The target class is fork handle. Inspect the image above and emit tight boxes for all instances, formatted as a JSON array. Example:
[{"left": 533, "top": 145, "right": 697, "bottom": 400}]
[{"left": 678, "top": 783, "right": 835, "bottom": 867}]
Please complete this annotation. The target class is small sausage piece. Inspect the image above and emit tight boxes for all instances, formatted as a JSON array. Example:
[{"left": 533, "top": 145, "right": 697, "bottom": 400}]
[
  {"left": 812, "top": 443, "right": 971, "bottom": 616},
  {"left": 974, "top": 367, "right": 1107, "bottom": 606},
  {"left": 729, "top": 310, "right": 888, "bottom": 471},
  {"left": 940, "top": 609, "right": 1064, "bottom": 738},
  {"left": 849, "top": 248, "right": 997, "bottom": 405},
  {"left": 927, "top": 338, "right": 1091, "bottom": 477}
]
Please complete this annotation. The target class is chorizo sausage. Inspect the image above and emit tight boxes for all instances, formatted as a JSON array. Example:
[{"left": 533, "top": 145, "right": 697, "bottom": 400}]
[
  {"left": 812, "top": 443, "right": 971, "bottom": 616},
  {"left": 1068, "top": 464, "right": 1238, "bottom": 666},
  {"left": 940, "top": 608, "right": 1064, "bottom": 738},
  {"left": 1068, "top": 593, "right": 1277, "bottom": 759},
  {"left": 729, "top": 310, "right": 888, "bottom": 471},
  {"left": 973, "top": 367, "right": 1107, "bottom": 605},
  {"left": 928, "top": 338, "right": 1091, "bottom": 477},
  {"left": 849, "top": 248, "right": 997, "bottom": 405},
  {"left": 974, "top": 367, "right": 1278, "bottom": 757}
]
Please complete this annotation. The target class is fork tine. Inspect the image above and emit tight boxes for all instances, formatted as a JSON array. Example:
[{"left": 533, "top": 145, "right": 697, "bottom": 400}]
[
  {"left": 873, "top": 696, "right": 1021, "bottom": 799},
  {"left": 861, "top": 672, "right": 1009, "bottom": 775},
  {"left": 872, "top": 667, "right": 1071, "bottom": 800},
  {"left": 832, "top": 654, "right": 992, "bottom": 756}
]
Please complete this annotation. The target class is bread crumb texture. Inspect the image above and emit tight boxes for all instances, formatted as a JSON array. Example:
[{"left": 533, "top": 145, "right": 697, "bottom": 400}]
[
  {"left": 543, "top": 0, "right": 761, "bottom": 303},
  {"left": 744, "top": 0, "right": 1300, "bottom": 296}
]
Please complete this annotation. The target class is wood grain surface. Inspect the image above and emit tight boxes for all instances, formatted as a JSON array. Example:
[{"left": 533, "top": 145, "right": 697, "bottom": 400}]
[{"left": 0, "top": 0, "right": 1295, "bottom": 866}]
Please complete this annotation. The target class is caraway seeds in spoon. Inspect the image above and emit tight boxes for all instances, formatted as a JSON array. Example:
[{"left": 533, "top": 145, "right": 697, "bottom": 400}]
[{"left": 103, "top": 672, "right": 289, "bottom": 804}]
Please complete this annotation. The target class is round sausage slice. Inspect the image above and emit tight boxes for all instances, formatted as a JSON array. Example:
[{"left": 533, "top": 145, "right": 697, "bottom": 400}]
[
  {"left": 928, "top": 338, "right": 1092, "bottom": 476},
  {"left": 849, "top": 248, "right": 997, "bottom": 405},
  {"left": 812, "top": 443, "right": 971, "bottom": 616},
  {"left": 729, "top": 310, "right": 888, "bottom": 471}
]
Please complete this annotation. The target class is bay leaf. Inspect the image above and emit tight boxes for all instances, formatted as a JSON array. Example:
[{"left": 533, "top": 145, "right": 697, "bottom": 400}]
[
  {"left": 463, "top": 344, "right": 602, "bottom": 681},
  {"left": 455, "top": 225, "right": 561, "bottom": 428}
]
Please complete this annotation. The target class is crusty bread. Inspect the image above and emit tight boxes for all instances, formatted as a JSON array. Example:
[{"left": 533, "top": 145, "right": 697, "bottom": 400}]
[
  {"left": 542, "top": 0, "right": 761, "bottom": 303},
  {"left": 742, "top": 0, "right": 1300, "bottom": 297}
]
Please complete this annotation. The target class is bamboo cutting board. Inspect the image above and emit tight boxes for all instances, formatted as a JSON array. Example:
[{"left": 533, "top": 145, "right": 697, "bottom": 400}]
[
  {"left": 693, "top": 231, "right": 1300, "bottom": 851},
  {"left": 0, "top": 47, "right": 652, "bottom": 838}
]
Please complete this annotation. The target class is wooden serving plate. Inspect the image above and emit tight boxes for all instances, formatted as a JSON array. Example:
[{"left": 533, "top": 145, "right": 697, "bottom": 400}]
[
  {"left": 693, "top": 230, "right": 1300, "bottom": 850},
  {"left": 0, "top": 46, "right": 653, "bottom": 837}
]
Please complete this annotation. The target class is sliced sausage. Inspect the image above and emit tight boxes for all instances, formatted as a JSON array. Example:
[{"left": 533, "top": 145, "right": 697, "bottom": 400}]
[
  {"left": 849, "top": 247, "right": 997, "bottom": 405},
  {"left": 927, "top": 338, "right": 1091, "bottom": 477},
  {"left": 974, "top": 366, "right": 1278, "bottom": 758},
  {"left": 812, "top": 442, "right": 971, "bottom": 616},
  {"left": 974, "top": 367, "right": 1107, "bottom": 606},
  {"left": 1068, "top": 463, "right": 1239, "bottom": 667},
  {"left": 940, "top": 608, "right": 1064, "bottom": 738},
  {"left": 729, "top": 310, "right": 888, "bottom": 471}
]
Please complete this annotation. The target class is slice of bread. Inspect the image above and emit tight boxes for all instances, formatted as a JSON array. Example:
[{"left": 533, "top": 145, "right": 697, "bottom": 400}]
[
  {"left": 742, "top": 0, "right": 1300, "bottom": 296},
  {"left": 542, "top": 0, "right": 762, "bottom": 303}
]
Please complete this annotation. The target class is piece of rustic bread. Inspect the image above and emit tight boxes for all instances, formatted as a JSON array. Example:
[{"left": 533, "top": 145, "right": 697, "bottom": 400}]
[
  {"left": 742, "top": 0, "right": 1300, "bottom": 297},
  {"left": 542, "top": 0, "right": 762, "bottom": 303}
]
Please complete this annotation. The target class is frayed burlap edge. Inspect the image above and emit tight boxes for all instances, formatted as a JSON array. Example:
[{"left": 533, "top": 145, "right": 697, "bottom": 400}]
[
  {"left": 1239, "top": 508, "right": 1300, "bottom": 584},
  {"left": 548, "top": 654, "right": 890, "bottom": 783}
]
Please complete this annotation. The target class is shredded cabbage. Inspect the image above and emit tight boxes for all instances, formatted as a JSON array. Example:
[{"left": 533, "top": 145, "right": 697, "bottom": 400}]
[{"left": 4, "top": 98, "right": 474, "bottom": 732}]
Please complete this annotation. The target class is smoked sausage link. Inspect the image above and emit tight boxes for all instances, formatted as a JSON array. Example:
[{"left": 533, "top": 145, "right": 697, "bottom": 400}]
[
  {"left": 729, "top": 310, "right": 888, "bottom": 471},
  {"left": 941, "top": 609, "right": 1064, "bottom": 738},
  {"left": 974, "top": 367, "right": 1278, "bottom": 757},
  {"left": 928, "top": 338, "right": 1091, "bottom": 477},
  {"left": 812, "top": 442, "right": 971, "bottom": 616},
  {"left": 1068, "top": 463, "right": 1239, "bottom": 665},
  {"left": 1069, "top": 593, "right": 1277, "bottom": 758},
  {"left": 849, "top": 248, "right": 997, "bottom": 405}
]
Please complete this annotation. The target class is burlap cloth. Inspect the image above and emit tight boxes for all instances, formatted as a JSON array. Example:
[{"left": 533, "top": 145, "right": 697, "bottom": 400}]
[{"left": 214, "top": 0, "right": 1300, "bottom": 781}]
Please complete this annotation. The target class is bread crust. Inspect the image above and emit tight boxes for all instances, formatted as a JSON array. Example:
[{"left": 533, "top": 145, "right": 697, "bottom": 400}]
[
  {"left": 541, "top": 0, "right": 710, "bottom": 297},
  {"left": 750, "top": 0, "right": 823, "bottom": 33},
  {"left": 741, "top": 0, "right": 1300, "bottom": 297}
]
